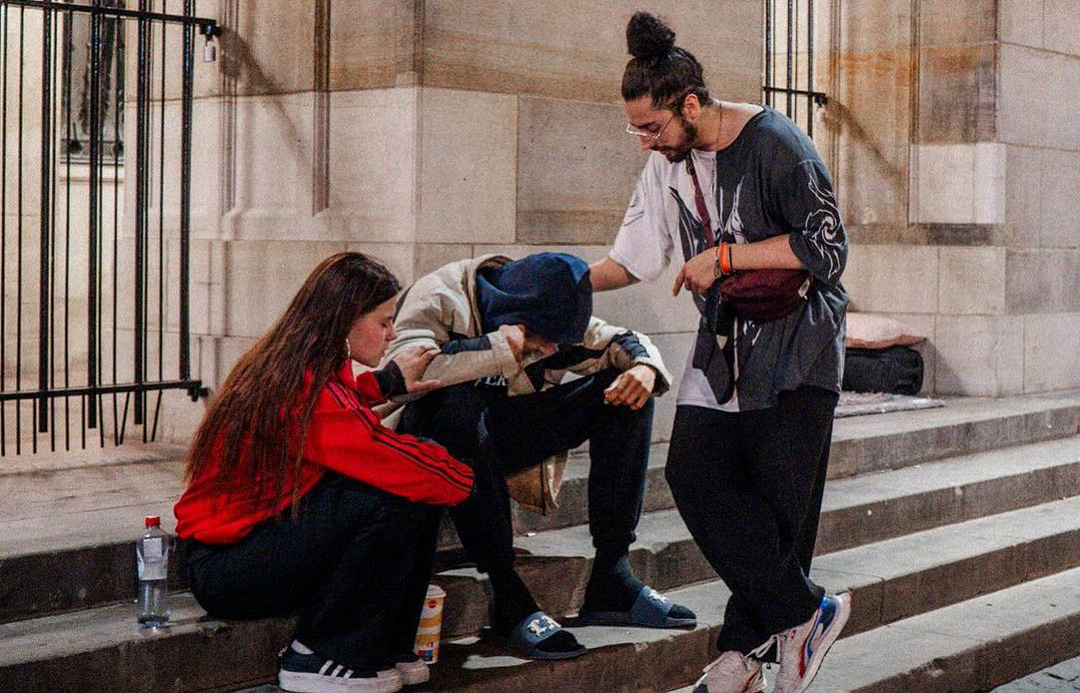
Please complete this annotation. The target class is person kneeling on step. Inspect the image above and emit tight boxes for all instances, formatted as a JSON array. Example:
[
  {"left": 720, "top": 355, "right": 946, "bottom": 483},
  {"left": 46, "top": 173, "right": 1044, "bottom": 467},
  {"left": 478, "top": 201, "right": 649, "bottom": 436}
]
[{"left": 380, "top": 252, "right": 697, "bottom": 660}]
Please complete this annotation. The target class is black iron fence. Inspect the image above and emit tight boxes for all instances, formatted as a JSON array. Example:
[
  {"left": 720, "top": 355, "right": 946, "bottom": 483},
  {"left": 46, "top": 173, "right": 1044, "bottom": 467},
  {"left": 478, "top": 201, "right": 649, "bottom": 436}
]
[
  {"left": 0, "top": 0, "right": 214, "bottom": 454},
  {"left": 764, "top": 0, "right": 829, "bottom": 139}
]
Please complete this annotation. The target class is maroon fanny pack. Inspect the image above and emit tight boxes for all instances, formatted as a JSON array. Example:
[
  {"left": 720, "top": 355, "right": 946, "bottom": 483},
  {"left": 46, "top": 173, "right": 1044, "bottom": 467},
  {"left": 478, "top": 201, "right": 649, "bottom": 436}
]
[{"left": 717, "top": 269, "right": 811, "bottom": 322}]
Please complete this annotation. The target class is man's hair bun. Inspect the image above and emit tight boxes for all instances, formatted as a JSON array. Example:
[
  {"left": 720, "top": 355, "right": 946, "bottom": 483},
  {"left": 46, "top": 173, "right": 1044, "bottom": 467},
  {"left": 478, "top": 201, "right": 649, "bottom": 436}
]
[
  {"left": 621, "top": 11, "right": 709, "bottom": 107},
  {"left": 626, "top": 11, "right": 675, "bottom": 63}
]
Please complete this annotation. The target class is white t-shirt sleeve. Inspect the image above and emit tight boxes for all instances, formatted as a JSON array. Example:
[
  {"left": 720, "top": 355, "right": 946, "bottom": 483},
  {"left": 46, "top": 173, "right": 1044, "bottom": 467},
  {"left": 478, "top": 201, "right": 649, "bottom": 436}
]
[{"left": 610, "top": 156, "right": 672, "bottom": 283}]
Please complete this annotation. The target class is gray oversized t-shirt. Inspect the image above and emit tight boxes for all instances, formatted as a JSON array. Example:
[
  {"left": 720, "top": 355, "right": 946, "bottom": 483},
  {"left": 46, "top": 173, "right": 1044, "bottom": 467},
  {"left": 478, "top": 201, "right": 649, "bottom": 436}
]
[{"left": 611, "top": 106, "right": 848, "bottom": 411}]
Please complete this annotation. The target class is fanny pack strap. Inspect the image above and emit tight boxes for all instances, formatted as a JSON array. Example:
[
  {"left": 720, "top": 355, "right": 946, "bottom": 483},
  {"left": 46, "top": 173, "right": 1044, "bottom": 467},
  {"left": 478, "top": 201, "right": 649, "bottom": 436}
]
[{"left": 685, "top": 158, "right": 719, "bottom": 247}]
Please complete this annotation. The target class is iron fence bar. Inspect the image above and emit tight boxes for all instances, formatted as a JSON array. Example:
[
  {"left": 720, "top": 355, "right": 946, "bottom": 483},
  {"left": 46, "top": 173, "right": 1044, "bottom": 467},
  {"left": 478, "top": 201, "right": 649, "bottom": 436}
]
[
  {"left": 807, "top": 0, "right": 814, "bottom": 138},
  {"left": 62, "top": 4, "right": 71, "bottom": 449},
  {"left": 87, "top": 0, "right": 100, "bottom": 430},
  {"left": 16, "top": 1, "right": 24, "bottom": 454},
  {"left": 793, "top": 0, "right": 799, "bottom": 127},
  {"left": 94, "top": 1, "right": 106, "bottom": 448},
  {"left": 0, "top": 379, "right": 204, "bottom": 401},
  {"left": 4, "top": 0, "right": 216, "bottom": 32},
  {"left": 179, "top": 0, "right": 192, "bottom": 381},
  {"left": 137, "top": 2, "right": 150, "bottom": 440},
  {"left": 134, "top": 0, "right": 148, "bottom": 427},
  {"left": 786, "top": 0, "right": 794, "bottom": 118},
  {"left": 1, "top": 0, "right": 207, "bottom": 453},
  {"left": 49, "top": 6, "right": 59, "bottom": 449},
  {"left": 152, "top": 0, "right": 166, "bottom": 441},
  {"left": 764, "top": 0, "right": 772, "bottom": 109},
  {"left": 764, "top": 86, "right": 828, "bottom": 101},
  {"left": 119, "top": 389, "right": 129, "bottom": 442},
  {"left": 1, "top": 5, "right": 8, "bottom": 454},
  {"left": 37, "top": 5, "right": 51, "bottom": 434},
  {"left": 764, "top": 0, "right": 824, "bottom": 136},
  {"left": 109, "top": 1, "right": 120, "bottom": 443}
]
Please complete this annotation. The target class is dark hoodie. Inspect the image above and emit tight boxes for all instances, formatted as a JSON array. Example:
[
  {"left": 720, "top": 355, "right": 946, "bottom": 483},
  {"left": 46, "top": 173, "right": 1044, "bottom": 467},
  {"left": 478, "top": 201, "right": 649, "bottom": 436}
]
[{"left": 476, "top": 252, "right": 593, "bottom": 345}]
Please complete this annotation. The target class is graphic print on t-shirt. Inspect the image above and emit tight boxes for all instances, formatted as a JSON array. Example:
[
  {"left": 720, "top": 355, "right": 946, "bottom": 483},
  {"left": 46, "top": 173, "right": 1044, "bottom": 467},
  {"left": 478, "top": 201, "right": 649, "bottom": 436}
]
[
  {"left": 610, "top": 107, "right": 848, "bottom": 413},
  {"left": 668, "top": 173, "right": 750, "bottom": 321},
  {"left": 717, "top": 178, "right": 748, "bottom": 246},
  {"left": 802, "top": 169, "right": 844, "bottom": 281},
  {"left": 670, "top": 185, "right": 711, "bottom": 318}
]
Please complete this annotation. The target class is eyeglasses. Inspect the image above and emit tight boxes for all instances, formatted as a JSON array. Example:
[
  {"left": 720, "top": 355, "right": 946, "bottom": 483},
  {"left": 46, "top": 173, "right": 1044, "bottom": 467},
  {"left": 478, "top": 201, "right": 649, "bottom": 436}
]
[
  {"left": 625, "top": 92, "right": 694, "bottom": 140},
  {"left": 625, "top": 113, "right": 675, "bottom": 140}
]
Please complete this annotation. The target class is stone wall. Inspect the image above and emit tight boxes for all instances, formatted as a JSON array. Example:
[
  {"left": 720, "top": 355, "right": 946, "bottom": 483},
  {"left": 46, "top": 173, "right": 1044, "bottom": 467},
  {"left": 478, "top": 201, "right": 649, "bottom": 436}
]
[
  {"left": 152, "top": 1, "right": 763, "bottom": 443},
  {"left": 5, "top": 2, "right": 1074, "bottom": 447},
  {"left": 836, "top": 0, "right": 1079, "bottom": 396},
  {"left": 155, "top": 0, "right": 1078, "bottom": 441}
]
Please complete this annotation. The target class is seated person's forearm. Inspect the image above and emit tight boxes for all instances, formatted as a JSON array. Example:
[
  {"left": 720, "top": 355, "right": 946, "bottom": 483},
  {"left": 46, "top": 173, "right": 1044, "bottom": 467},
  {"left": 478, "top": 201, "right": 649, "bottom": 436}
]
[{"left": 419, "top": 334, "right": 518, "bottom": 386}]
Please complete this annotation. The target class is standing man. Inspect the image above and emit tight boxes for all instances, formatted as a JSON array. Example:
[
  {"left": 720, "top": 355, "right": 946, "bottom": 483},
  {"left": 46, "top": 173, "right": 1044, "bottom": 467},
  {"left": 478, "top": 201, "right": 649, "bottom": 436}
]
[{"left": 589, "top": 12, "right": 850, "bottom": 693}]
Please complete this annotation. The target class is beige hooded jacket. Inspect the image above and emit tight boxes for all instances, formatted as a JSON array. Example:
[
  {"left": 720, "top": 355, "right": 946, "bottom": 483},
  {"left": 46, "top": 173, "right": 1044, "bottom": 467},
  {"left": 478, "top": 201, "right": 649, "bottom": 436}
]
[{"left": 376, "top": 254, "right": 672, "bottom": 514}]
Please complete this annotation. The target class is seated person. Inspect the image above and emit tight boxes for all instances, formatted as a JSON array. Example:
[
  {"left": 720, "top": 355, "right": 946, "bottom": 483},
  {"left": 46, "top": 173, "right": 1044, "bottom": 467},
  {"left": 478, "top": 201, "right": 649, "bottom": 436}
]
[
  {"left": 381, "top": 251, "right": 696, "bottom": 660},
  {"left": 174, "top": 252, "right": 474, "bottom": 693}
]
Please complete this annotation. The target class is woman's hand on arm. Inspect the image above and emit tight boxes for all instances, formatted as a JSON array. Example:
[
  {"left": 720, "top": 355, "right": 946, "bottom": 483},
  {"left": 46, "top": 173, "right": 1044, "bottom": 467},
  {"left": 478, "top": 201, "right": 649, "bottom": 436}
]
[{"left": 390, "top": 345, "right": 443, "bottom": 393}]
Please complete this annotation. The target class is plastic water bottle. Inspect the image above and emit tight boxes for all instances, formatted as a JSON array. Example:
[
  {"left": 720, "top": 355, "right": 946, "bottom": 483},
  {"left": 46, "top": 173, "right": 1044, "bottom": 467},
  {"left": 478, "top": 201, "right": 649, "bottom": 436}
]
[{"left": 136, "top": 515, "right": 171, "bottom": 628}]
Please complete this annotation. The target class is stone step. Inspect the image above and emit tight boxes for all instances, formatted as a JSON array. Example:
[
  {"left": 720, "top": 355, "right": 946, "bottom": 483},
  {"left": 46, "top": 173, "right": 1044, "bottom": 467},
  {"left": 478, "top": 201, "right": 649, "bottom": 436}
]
[
  {"left": 3, "top": 432, "right": 1077, "bottom": 628},
  {"left": 3, "top": 494, "right": 1077, "bottom": 692},
  {"left": 825, "top": 390, "right": 1079, "bottom": 478},
  {"left": 816, "top": 435, "right": 1080, "bottom": 553},
  {"left": 434, "top": 567, "right": 1080, "bottom": 692},
  {"left": 513, "top": 390, "right": 1080, "bottom": 538},
  {"left": 988, "top": 653, "right": 1080, "bottom": 692},
  {"left": 0, "top": 452, "right": 190, "bottom": 625},
  {"left": 0, "top": 593, "right": 295, "bottom": 693},
  {"left": 438, "top": 435, "right": 1080, "bottom": 639},
  {"left": 252, "top": 564, "right": 1080, "bottom": 693},
  {"left": 664, "top": 567, "right": 1080, "bottom": 693},
  {"left": 487, "top": 391, "right": 1080, "bottom": 543},
  {"left": 812, "top": 494, "right": 1080, "bottom": 637},
  {"left": 0, "top": 390, "right": 1076, "bottom": 690},
  {"left": 437, "top": 493, "right": 1080, "bottom": 640},
  {"left": 810, "top": 566, "right": 1080, "bottom": 693}
]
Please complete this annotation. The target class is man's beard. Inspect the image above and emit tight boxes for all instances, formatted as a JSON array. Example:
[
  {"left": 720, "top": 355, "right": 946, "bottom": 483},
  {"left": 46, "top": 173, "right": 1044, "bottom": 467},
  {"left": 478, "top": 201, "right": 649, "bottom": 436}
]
[{"left": 660, "top": 117, "right": 698, "bottom": 163}]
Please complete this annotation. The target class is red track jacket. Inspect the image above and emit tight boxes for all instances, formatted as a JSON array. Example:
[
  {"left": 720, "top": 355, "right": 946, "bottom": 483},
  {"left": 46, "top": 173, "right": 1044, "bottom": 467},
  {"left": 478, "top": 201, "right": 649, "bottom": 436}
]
[{"left": 174, "top": 362, "right": 473, "bottom": 544}]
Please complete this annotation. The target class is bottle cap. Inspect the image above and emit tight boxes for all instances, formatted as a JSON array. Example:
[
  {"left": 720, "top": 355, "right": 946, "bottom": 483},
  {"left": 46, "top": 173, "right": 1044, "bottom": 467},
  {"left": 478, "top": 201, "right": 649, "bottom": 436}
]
[{"left": 145, "top": 515, "right": 161, "bottom": 527}]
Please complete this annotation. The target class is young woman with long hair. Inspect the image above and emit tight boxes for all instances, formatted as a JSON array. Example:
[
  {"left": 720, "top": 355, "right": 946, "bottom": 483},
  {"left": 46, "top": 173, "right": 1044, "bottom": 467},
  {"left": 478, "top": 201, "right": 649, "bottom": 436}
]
[{"left": 174, "top": 252, "right": 473, "bottom": 693}]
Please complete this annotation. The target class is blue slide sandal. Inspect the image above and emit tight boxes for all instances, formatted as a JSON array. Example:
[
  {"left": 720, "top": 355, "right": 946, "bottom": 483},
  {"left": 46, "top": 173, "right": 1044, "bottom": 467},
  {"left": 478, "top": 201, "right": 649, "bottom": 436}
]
[
  {"left": 578, "top": 585, "right": 697, "bottom": 628},
  {"left": 482, "top": 611, "right": 587, "bottom": 660}
]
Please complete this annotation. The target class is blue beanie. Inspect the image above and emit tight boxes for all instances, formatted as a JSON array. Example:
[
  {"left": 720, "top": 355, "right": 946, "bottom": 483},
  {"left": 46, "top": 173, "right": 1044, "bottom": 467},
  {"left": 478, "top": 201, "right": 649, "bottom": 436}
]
[{"left": 476, "top": 253, "right": 592, "bottom": 344}]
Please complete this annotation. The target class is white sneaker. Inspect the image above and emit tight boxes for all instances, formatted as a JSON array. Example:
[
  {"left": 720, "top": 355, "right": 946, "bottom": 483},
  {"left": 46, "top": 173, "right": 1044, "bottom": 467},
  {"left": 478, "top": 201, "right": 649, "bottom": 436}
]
[
  {"left": 773, "top": 593, "right": 851, "bottom": 693},
  {"left": 692, "top": 649, "right": 767, "bottom": 693},
  {"left": 376, "top": 668, "right": 405, "bottom": 691},
  {"left": 278, "top": 642, "right": 404, "bottom": 693},
  {"left": 393, "top": 654, "right": 431, "bottom": 685}
]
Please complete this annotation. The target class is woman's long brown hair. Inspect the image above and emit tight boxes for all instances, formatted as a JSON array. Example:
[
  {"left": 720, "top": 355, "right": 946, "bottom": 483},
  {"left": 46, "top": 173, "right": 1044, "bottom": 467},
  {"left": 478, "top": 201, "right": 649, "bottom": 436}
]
[{"left": 184, "top": 252, "right": 400, "bottom": 510}]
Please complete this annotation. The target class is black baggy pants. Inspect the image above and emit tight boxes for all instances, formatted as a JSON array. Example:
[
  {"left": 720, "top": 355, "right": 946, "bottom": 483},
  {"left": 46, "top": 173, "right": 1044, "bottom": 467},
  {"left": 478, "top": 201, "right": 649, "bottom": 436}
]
[
  {"left": 185, "top": 473, "right": 440, "bottom": 671},
  {"left": 665, "top": 385, "right": 838, "bottom": 654},
  {"left": 399, "top": 369, "right": 652, "bottom": 574}
]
